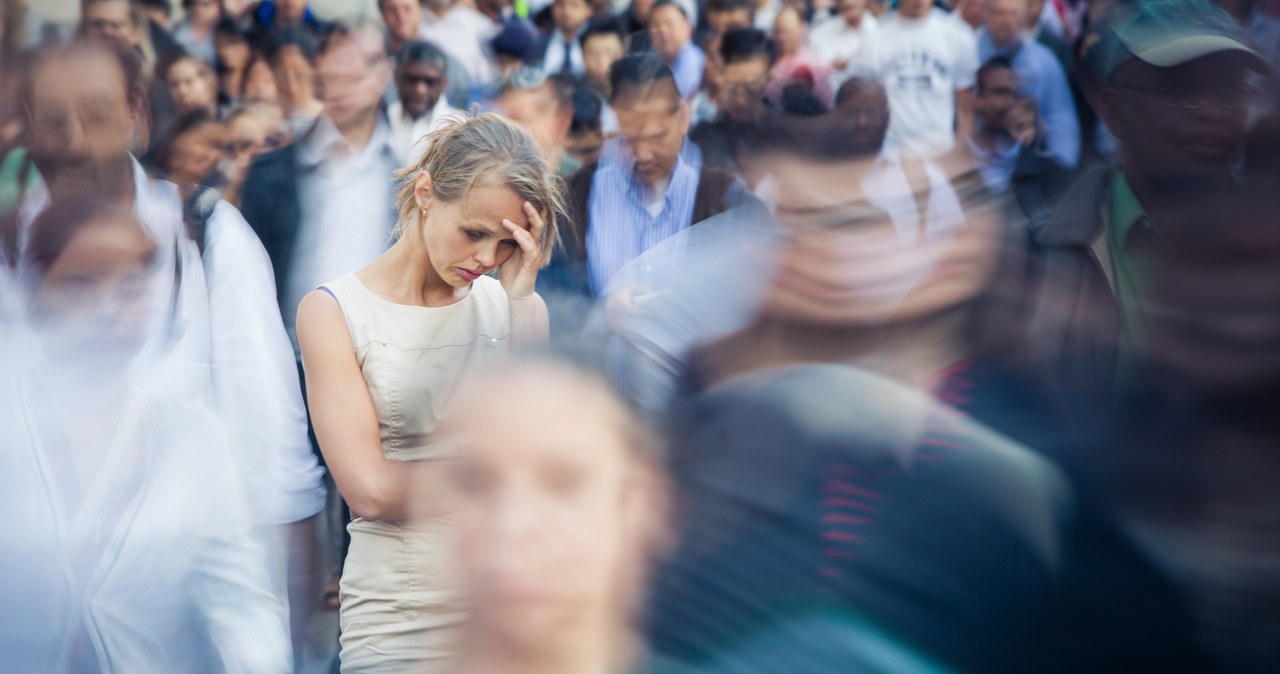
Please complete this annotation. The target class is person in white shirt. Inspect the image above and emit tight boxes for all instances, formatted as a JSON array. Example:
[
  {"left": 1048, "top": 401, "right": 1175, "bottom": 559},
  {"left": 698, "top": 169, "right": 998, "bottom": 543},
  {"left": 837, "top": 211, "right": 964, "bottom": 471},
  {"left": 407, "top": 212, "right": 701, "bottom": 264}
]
[
  {"left": 15, "top": 36, "right": 318, "bottom": 669},
  {"left": 856, "top": 0, "right": 978, "bottom": 158},
  {"left": 388, "top": 40, "right": 464, "bottom": 165},
  {"left": 811, "top": 0, "right": 879, "bottom": 80},
  {"left": 422, "top": 0, "right": 502, "bottom": 92}
]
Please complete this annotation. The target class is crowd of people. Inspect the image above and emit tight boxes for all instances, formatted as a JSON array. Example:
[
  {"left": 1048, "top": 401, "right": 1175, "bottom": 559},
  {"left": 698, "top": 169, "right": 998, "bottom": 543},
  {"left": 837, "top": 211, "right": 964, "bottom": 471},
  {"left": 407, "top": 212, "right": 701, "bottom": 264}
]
[{"left": 1, "top": 0, "right": 1280, "bottom": 672}]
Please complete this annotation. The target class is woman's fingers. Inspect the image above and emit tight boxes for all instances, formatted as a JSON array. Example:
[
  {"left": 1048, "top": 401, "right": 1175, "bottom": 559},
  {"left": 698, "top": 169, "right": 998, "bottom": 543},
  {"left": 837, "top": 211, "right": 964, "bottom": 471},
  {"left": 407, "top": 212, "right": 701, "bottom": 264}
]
[
  {"left": 503, "top": 219, "right": 541, "bottom": 266},
  {"left": 522, "top": 201, "right": 547, "bottom": 251}
]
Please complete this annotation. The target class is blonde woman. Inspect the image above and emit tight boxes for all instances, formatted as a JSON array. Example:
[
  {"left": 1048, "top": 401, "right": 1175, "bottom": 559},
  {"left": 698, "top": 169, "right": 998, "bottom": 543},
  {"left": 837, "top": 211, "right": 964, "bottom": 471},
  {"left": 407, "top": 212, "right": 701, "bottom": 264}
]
[{"left": 296, "top": 113, "right": 563, "bottom": 673}]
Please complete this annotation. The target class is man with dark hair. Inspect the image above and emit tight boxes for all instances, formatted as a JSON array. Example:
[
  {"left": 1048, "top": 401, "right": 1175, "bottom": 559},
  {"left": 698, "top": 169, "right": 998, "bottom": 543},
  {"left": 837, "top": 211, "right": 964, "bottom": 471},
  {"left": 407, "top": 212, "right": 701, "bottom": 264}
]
[
  {"left": 978, "top": 0, "right": 1080, "bottom": 168},
  {"left": 388, "top": 39, "right": 461, "bottom": 164},
  {"left": 834, "top": 75, "right": 890, "bottom": 151},
  {"left": 538, "top": 0, "right": 594, "bottom": 78},
  {"left": 648, "top": 0, "right": 706, "bottom": 99},
  {"left": 244, "top": 0, "right": 330, "bottom": 52},
  {"left": 567, "top": 84, "right": 606, "bottom": 165},
  {"left": 690, "top": 27, "right": 775, "bottom": 175},
  {"left": 549, "top": 53, "right": 756, "bottom": 319},
  {"left": 580, "top": 18, "right": 627, "bottom": 97}
]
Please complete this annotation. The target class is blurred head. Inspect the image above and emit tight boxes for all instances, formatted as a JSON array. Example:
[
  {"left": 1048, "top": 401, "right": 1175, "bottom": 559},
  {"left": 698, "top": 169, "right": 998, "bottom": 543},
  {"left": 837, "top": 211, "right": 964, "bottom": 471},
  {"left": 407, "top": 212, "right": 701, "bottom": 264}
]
[
  {"left": 974, "top": 57, "right": 1018, "bottom": 129},
  {"left": 648, "top": 1, "right": 693, "bottom": 62},
  {"left": 166, "top": 54, "right": 218, "bottom": 115},
  {"left": 755, "top": 112, "right": 1001, "bottom": 329},
  {"left": 1091, "top": 0, "right": 1267, "bottom": 177},
  {"left": 897, "top": 0, "right": 933, "bottom": 19},
  {"left": 223, "top": 0, "right": 248, "bottom": 16},
  {"left": 1099, "top": 53, "right": 1257, "bottom": 176},
  {"left": 214, "top": 18, "right": 252, "bottom": 72},
  {"left": 267, "top": 33, "right": 319, "bottom": 107},
  {"left": 276, "top": 0, "right": 308, "bottom": 23},
  {"left": 553, "top": 0, "right": 594, "bottom": 36},
  {"left": 81, "top": 0, "right": 142, "bottom": 47},
  {"left": 834, "top": 77, "right": 890, "bottom": 150},
  {"left": 316, "top": 25, "right": 392, "bottom": 132},
  {"left": 380, "top": 0, "right": 423, "bottom": 44},
  {"left": 224, "top": 103, "right": 288, "bottom": 174},
  {"left": 771, "top": 5, "right": 806, "bottom": 58},
  {"left": 985, "top": 0, "right": 1027, "bottom": 47},
  {"left": 393, "top": 114, "right": 565, "bottom": 289},
  {"left": 581, "top": 20, "right": 626, "bottom": 90},
  {"left": 25, "top": 40, "right": 144, "bottom": 191},
  {"left": 183, "top": 0, "right": 222, "bottom": 26},
  {"left": 160, "top": 112, "right": 226, "bottom": 190},
  {"left": 706, "top": 0, "right": 756, "bottom": 35},
  {"left": 443, "top": 358, "right": 666, "bottom": 654},
  {"left": 27, "top": 196, "right": 158, "bottom": 362},
  {"left": 631, "top": 0, "right": 659, "bottom": 25},
  {"left": 957, "top": 0, "right": 986, "bottom": 28},
  {"left": 500, "top": 72, "right": 576, "bottom": 161},
  {"left": 396, "top": 40, "right": 449, "bottom": 119},
  {"left": 242, "top": 53, "right": 280, "bottom": 104},
  {"left": 567, "top": 87, "right": 605, "bottom": 165},
  {"left": 837, "top": 0, "right": 868, "bottom": 26},
  {"left": 611, "top": 54, "right": 689, "bottom": 182},
  {"left": 716, "top": 28, "right": 775, "bottom": 121}
]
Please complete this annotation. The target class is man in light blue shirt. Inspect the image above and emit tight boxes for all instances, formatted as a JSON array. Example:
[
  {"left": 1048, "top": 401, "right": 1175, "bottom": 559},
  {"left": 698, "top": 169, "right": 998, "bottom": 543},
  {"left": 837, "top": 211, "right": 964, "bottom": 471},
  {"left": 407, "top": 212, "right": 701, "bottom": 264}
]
[
  {"left": 649, "top": 0, "right": 707, "bottom": 99},
  {"left": 978, "top": 0, "right": 1081, "bottom": 168}
]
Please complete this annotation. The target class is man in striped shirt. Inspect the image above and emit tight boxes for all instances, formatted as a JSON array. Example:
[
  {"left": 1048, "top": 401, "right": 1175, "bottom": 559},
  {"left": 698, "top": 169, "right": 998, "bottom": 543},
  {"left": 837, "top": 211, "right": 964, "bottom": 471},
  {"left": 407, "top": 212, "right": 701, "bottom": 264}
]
[{"left": 551, "top": 54, "right": 755, "bottom": 317}]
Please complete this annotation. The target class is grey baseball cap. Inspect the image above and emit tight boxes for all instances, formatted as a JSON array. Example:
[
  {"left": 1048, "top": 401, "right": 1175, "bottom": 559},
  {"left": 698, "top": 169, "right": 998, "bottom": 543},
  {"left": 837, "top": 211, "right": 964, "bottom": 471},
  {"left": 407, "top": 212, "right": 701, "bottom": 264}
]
[{"left": 1098, "top": 0, "right": 1270, "bottom": 78}]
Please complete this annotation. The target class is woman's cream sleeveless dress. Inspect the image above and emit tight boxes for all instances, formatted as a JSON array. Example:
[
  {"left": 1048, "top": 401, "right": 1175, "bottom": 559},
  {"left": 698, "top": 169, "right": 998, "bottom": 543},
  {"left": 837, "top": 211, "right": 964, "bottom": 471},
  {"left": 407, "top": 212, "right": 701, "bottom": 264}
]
[{"left": 318, "top": 273, "right": 509, "bottom": 673}]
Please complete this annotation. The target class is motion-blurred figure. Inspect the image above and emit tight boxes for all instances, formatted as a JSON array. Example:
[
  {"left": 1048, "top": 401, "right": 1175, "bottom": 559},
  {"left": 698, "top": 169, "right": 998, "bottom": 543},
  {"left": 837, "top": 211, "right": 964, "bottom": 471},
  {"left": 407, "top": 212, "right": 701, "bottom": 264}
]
[
  {"left": 0, "top": 195, "right": 289, "bottom": 674},
  {"left": 439, "top": 357, "right": 669, "bottom": 674}
]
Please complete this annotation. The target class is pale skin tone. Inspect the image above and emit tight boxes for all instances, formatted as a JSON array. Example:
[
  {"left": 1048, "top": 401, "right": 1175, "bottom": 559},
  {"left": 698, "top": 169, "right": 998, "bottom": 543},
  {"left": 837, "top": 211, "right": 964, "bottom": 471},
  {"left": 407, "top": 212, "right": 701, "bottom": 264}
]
[{"left": 296, "top": 178, "right": 550, "bottom": 522}]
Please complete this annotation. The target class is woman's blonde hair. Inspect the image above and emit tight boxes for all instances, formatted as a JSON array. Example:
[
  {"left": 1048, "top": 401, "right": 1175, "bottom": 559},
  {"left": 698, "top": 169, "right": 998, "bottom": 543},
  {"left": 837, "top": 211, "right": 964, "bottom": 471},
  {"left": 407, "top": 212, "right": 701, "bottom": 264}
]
[{"left": 393, "top": 113, "right": 565, "bottom": 261}]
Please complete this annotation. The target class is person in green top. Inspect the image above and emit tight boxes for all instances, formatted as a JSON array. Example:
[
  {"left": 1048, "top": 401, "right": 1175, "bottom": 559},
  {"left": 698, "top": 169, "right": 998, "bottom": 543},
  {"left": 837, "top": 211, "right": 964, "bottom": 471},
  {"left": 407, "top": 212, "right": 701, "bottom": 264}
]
[{"left": 1024, "top": 0, "right": 1268, "bottom": 423}]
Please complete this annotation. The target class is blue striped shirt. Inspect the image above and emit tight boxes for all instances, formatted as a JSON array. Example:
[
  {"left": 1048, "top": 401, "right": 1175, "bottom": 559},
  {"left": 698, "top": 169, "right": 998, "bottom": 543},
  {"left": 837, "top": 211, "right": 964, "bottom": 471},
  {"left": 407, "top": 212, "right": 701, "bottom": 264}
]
[{"left": 587, "top": 137, "right": 703, "bottom": 295}]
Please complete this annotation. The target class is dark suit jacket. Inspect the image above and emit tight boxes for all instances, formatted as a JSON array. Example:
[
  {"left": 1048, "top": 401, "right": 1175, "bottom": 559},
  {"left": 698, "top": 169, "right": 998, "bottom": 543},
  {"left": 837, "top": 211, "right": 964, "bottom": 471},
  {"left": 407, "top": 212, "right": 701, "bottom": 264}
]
[{"left": 238, "top": 143, "right": 304, "bottom": 312}]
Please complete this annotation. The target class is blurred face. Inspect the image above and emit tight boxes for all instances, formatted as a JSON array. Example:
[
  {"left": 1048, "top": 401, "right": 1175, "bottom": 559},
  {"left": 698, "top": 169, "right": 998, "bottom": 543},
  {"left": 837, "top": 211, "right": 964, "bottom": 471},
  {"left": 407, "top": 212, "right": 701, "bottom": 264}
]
[
  {"left": 420, "top": 182, "right": 531, "bottom": 287},
  {"left": 553, "top": 0, "right": 593, "bottom": 35},
  {"left": 772, "top": 8, "right": 805, "bottom": 57},
  {"left": 317, "top": 35, "right": 392, "bottom": 131},
  {"left": 186, "top": 0, "right": 222, "bottom": 25},
  {"left": 632, "top": 0, "right": 658, "bottom": 24},
  {"left": 837, "top": 86, "right": 890, "bottom": 149},
  {"left": 397, "top": 60, "right": 446, "bottom": 119},
  {"left": 83, "top": 0, "right": 139, "bottom": 47},
  {"left": 167, "top": 59, "right": 217, "bottom": 114},
  {"left": 1103, "top": 53, "right": 1256, "bottom": 174},
  {"left": 567, "top": 128, "right": 604, "bottom": 165},
  {"left": 33, "top": 214, "right": 156, "bottom": 361},
  {"left": 167, "top": 122, "right": 226, "bottom": 187},
  {"left": 27, "top": 50, "right": 137, "bottom": 190},
  {"left": 273, "top": 45, "right": 316, "bottom": 107},
  {"left": 762, "top": 153, "right": 1000, "bottom": 327},
  {"left": 975, "top": 66, "right": 1017, "bottom": 128},
  {"left": 243, "top": 58, "right": 280, "bottom": 104},
  {"left": 986, "top": 0, "right": 1026, "bottom": 47},
  {"left": 615, "top": 83, "right": 689, "bottom": 182},
  {"left": 444, "top": 367, "right": 656, "bottom": 651},
  {"left": 717, "top": 57, "right": 770, "bottom": 121},
  {"left": 223, "top": 0, "right": 249, "bottom": 17},
  {"left": 960, "top": 0, "right": 986, "bottom": 27},
  {"left": 216, "top": 34, "right": 252, "bottom": 71},
  {"left": 838, "top": 0, "right": 867, "bottom": 26},
  {"left": 583, "top": 33, "right": 625, "bottom": 87},
  {"left": 276, "top": 0, "right": 308, "bottom": 22},
  {"left": 501, "top": 85, "right": 571, "bottom": 159},
  {"left": 227, "top": 112, "right": 286, "bottom": 173},
  {"left": 1005, "top": 100, "right": 1037, "bottom": 144},
  {"left": 382, "top": 0, "right": 423, "bottom": 42},
  {"left": 649, "top": 5, "right": 692, "bottom": 61},
  {"left": 707, "top": 8, "right": 754, "bottom": 34},
  {"left": 897, "top": 0, "right": 933, "bottom": 19}
]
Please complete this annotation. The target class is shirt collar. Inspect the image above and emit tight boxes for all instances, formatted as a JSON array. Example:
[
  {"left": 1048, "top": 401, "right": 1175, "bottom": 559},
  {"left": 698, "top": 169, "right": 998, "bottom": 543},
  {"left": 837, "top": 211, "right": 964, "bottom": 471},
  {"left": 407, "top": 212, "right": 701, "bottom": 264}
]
[
  {"left": 1108, "top": 170, "right": 1151, "bottom": 248},
  {"left": 298, "top": 114, "right": 394, "bottom": 168}
]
